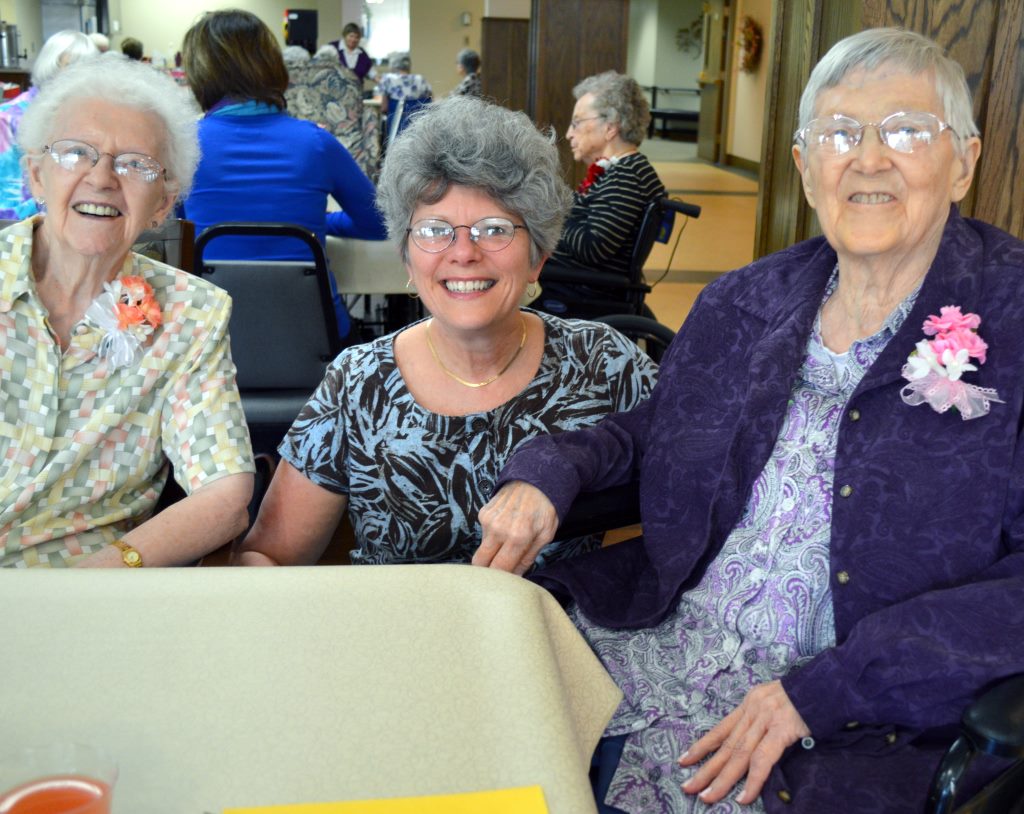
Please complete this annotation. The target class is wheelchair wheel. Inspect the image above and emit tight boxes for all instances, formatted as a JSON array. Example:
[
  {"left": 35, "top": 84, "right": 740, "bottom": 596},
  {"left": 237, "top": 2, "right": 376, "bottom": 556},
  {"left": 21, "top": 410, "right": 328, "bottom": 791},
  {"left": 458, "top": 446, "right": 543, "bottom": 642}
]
[{"left": 594, "top": 314, "right": 676, "bottom": 363}]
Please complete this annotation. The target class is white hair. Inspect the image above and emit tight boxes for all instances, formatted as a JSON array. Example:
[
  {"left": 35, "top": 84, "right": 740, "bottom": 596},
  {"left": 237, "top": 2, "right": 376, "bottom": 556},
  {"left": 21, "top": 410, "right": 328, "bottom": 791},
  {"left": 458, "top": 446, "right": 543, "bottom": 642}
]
[
  {"left": 31, "top": 30, "right": 99, "bottom": 87},
  {"left": 19, "top": 53, "right": 201, "bottom": 198}
]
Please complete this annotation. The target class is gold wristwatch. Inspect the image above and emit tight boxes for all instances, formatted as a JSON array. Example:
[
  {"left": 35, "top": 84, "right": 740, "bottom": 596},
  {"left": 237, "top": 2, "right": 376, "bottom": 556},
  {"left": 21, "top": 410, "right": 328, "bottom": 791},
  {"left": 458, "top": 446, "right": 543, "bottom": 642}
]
[{"left": 112, "top": 540, "right": 143, "bottom": 568}]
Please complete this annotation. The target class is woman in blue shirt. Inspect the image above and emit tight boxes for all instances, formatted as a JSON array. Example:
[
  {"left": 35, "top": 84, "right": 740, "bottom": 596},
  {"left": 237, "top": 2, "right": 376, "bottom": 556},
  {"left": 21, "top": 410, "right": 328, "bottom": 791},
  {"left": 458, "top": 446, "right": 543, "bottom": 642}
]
[{"left": 181, "top": 9, "right": 386, "bottom": 338}]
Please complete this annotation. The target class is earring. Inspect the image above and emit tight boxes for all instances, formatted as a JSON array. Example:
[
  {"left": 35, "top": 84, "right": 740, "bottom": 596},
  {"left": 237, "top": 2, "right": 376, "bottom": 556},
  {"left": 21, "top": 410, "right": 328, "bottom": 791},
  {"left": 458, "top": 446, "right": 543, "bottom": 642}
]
[
  {"left": 151, "top": 220, "right": 159, "bottom": 228},
  {"left": 525, "top": 281, "right": 540, "bottom": 299},
  {"left": 406, "top": 278, "right": 419, "bottom": 299}
]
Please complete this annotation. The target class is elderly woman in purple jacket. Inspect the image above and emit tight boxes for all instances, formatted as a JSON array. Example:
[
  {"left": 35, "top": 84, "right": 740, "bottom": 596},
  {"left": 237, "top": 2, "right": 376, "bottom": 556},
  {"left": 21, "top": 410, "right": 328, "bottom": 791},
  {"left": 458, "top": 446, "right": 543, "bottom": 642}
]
[{"left": 476, "top": 28, "right": 1024, "bottom": 814}]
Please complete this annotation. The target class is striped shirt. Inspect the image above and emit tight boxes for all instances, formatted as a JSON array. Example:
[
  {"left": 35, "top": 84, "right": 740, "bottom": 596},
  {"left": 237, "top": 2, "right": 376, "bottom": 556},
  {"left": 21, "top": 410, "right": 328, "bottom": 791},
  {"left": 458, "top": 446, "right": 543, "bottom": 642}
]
[{"left": 551, "top": 151, "right": 665, "bottom": 276}]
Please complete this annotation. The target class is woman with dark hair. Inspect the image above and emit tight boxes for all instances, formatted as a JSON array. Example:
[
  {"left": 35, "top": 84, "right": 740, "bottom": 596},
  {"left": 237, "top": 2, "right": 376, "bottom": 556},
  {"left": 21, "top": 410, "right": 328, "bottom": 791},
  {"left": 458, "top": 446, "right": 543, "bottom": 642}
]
[
  {"left": 181, "top": 9, "right": 385, "bottom": 339},
  {"left": 329, "top": 22, "right": 374, "bottom": 82},
  {"left": 452, "top": 48, "right": 482, "bottom": 97}
]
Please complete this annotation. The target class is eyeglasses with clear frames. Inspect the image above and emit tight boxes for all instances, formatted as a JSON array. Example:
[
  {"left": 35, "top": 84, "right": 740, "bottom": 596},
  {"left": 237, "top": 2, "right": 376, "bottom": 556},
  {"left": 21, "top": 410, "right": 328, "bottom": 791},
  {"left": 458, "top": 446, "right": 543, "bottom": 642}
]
[
  {"left": 44, "top": 139, "right": 167, "bottom": 183},
  {"left": 407, "top": 217, "right": 529, "bottom": 253},
  {"left": 793, "top": 111, "right": 959, "bottom": 156},
  {"left": 568, "top": 115, "right": 604, "bottom": 130}
]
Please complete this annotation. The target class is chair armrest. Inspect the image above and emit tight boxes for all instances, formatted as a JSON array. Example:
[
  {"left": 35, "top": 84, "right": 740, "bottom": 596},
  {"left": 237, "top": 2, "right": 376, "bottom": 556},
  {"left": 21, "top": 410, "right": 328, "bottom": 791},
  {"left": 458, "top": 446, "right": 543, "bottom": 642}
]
[
  {"left": 541, "top": 264, "right": 650, "bottom": 292},
  {"left": 963, "top": 673, "right": 1024, "bottom": 759},
  {"left": 555, "top": 481, "right": 641, "bottom": 539}
]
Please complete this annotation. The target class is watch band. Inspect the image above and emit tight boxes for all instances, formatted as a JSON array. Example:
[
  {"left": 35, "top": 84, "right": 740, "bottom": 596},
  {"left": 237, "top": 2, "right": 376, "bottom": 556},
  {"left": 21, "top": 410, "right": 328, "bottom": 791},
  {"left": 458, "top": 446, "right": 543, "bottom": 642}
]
[{"left": 112, "top": 540, "right": 143, "bottom": 568}]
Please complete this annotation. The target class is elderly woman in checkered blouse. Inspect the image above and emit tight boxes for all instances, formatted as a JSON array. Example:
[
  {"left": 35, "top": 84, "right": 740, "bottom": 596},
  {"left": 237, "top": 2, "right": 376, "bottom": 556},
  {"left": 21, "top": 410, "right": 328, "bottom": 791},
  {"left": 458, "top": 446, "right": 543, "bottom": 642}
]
[{"left": 0, "top": 54, "right": 253, "bottom": 568}]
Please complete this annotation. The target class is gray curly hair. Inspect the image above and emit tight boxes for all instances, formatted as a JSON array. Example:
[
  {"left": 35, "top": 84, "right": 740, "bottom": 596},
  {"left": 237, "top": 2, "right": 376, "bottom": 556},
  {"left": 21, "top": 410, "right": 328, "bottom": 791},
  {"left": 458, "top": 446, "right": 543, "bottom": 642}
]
[
  {"left": 573, "top": 70, "right": 651, "bottom": 147},
  {"left": 19, "top": 53, "right": 201, "bottom": 199},
  {"left": 377, "top": 95, "right": 571, "bottom": 265},
  {"left": 798, "top": 28, "right": 979, "bottom": 152}
]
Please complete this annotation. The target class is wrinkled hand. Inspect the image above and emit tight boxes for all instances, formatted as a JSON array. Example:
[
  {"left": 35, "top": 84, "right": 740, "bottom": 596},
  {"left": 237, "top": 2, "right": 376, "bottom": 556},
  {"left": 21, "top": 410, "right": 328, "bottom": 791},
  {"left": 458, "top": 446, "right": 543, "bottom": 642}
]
[
  {"left": 473, "top": 480, "right": 559, "bottom": 575},
  {"left": 679, "top": 680, "right": 810, "bottom": 805}
]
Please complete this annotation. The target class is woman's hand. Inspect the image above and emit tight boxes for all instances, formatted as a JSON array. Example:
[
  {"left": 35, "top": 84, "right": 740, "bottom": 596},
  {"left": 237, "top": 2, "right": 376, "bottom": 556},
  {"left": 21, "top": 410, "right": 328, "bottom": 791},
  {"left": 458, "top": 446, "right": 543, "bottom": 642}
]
[
  {"left": 678, "top": 680, "right": 810, "bottom": 805},
  {"left": 473, "top": 480, "right": 559, "bottom": 575}
]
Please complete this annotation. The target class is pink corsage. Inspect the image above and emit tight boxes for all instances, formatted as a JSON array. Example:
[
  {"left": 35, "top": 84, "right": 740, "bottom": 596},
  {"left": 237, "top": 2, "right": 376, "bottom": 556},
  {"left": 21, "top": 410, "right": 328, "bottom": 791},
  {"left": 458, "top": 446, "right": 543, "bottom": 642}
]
[
  {"left": 900, "top": 305, "right": 1002, "bottom": 420},
  {"left": 84, "top": 275, "right": 162, "bottom": 370}
]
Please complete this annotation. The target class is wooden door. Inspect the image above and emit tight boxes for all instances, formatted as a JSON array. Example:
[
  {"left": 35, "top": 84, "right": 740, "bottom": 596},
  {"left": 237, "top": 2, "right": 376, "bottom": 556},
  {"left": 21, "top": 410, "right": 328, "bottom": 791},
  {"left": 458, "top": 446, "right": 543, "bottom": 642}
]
[
  {"left": 528, "top": 0, "right": 630, "bottom": 181},
  {"left": 481, "top": 17, "right": 530, "bottom": 112}
]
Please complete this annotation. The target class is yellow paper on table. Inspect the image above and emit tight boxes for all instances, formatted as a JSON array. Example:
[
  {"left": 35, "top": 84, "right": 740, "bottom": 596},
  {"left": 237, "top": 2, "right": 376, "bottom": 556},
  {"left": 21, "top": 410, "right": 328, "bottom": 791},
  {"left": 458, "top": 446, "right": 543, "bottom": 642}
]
[{"left": 223, "top": 785, "right": 549, "bottom": 814}]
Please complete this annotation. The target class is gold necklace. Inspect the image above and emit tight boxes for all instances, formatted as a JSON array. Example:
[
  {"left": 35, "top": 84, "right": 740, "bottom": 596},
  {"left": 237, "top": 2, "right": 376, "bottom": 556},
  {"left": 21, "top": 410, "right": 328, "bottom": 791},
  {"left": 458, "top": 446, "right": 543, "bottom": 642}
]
[{"left": 426, "top": 317, "right": 528, "bottom": 388}]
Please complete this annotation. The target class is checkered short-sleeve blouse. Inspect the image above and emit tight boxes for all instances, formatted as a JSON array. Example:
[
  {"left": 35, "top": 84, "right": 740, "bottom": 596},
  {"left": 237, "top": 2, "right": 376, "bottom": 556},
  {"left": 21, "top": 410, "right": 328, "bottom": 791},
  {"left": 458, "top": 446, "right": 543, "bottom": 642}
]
[{"left": 0, "top": 218, "right": 254, "bottom": 568}]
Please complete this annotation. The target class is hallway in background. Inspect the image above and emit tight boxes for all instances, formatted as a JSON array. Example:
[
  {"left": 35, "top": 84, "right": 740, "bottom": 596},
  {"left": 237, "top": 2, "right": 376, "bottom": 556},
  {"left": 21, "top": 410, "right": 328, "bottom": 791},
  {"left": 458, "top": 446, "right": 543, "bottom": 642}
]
[{"left": 638, "top": 137, "right": 758, "bottom": 332}]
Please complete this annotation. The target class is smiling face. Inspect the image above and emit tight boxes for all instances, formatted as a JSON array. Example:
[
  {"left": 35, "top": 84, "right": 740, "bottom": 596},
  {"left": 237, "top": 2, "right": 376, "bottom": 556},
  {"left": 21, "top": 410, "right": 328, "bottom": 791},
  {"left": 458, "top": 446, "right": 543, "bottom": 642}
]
[
  {"left": 566, "top": 92, "right": 612, "bottom": 165},
  {"left": 406, "top": 185, "right": 543, "bottom": 336},
  {"left": 792, "top": 64, "right": 980, "bottom": 269},
  {"left": 29, "top": 98, "right": 176, "bottom": 265},
  {"left": 344, "top": 31, "right": 360, "bottom": 50}
]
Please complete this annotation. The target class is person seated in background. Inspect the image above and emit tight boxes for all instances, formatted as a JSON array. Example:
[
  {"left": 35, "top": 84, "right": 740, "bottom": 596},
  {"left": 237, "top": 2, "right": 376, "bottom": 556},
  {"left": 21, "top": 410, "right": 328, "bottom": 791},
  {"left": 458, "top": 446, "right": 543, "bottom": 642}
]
[
  {"left": 478, "top": 27, "right": 1024, "bottom": 814},
  {"left": 281, "top": 44, "right": 310, "bottom": 68},
  {"left": 284, "top": 44, "right": 373, "bottom": 180},
  {"left": 2, "top": 54, "right": 253, "bottom": 568},
  {"left": 180, "top": 9, "right": 386, "bottom": 340},
  {"left": 234, "top": 95, "right": 657, "bottom": 569},
  {"left": 329, "top": 22, "right": 375, "bottom": 83},
  {"left": 452, "top": 48, "right": 482, "bottom": 97},
  {"left": 374, "top": 52, "right": 432, "bottom": 117},
  {"left": 87, "top": 32, "right": 109, "bottom": 53},
  {"left": 0, "top": 30, "right": 97, "bottom": 220},
  {"left": 121, "top": 37, "right": 144, "bottom": 61},
  {"left": 534, "top": 71, "right": 664, "bottom": 318}
]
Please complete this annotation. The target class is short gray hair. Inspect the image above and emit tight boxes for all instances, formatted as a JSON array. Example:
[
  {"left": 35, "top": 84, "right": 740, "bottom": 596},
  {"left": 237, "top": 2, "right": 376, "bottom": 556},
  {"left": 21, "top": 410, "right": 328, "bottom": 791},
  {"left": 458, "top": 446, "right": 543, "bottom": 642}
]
[
  {"left": 457, "top": 48, "right": 480, "bottom": 74},
  {"left": 573, "top": 70, "right": 650, "bottom": 147},
  {"left": 19, "top": 53, "right": 201, "bottom": 198},
  {"left": 391, "top": 52, "right": 412, "bottom": 72},
  {"left": 313, "top": 44, "right": 340, "bottom": 63},
  {"left": 31, "top": 30, "right": 98, "bottom": 87},
  {"left": 798, "top": 28, "right": 979, "bottom": 150},
  {"left": 377, "top": 95, "right": 571, "bottom": 265},
  {"left": 282, "top": 45, "right": 311, "bottom": 67}
]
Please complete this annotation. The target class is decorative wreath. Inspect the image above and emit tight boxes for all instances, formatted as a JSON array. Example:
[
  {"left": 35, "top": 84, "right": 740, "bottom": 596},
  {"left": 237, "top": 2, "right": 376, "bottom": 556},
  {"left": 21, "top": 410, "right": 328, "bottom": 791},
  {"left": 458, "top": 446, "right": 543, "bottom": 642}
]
[{"left": 738, "top": 15, "right": 763, "bottom": 72}]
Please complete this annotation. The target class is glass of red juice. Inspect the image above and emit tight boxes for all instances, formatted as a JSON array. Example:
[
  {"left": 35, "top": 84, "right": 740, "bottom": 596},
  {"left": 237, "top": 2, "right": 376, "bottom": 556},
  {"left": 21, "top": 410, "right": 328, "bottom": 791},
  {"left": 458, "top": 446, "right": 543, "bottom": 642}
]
[{"left": 0, "top": 744, "right": 117, "bottom": 814}]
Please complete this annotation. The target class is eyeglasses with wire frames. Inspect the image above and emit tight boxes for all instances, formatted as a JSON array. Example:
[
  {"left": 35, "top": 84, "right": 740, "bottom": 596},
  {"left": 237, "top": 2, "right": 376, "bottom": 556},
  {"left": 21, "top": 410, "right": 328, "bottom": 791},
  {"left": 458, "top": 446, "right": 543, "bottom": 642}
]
[
  {"left": 407, "top": 217, "right": 529, "bottom": 253},
  {"left": 568, "top": 115, "right": 605, "bottom": 131},
  {"left": 43, "top": 139, "right": 167, "bottom": 183},
  {"left": 793, "top": 111, "right": 959, "bottom": 156}
]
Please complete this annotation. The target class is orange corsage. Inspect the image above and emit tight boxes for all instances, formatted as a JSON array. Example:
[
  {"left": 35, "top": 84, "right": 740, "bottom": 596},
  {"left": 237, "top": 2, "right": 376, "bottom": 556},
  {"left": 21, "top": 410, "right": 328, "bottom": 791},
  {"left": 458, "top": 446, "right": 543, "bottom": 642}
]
[{"left": 84, "top": 275, "right": 163, "bottom": 370}]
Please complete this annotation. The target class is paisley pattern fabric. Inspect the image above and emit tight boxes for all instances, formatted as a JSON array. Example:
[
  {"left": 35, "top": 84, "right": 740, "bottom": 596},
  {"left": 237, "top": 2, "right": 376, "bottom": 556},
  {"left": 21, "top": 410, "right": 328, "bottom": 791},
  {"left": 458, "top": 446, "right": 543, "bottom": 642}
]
[
  {"left": 280, "top": 311, "right": 656, "bottom": 566},
  {"left": 574, "top": 271, "right": 919, "bottom": 813},
  {"left": 285, "top": 60, "right": 376, "bottom": 177}
]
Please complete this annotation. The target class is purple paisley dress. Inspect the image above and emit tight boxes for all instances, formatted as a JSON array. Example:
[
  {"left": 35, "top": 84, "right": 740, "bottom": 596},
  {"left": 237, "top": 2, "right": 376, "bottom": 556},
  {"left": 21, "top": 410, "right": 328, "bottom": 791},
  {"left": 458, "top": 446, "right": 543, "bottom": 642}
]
[{"left": 573, "top": 272, "right": 920, "bottom": 813}]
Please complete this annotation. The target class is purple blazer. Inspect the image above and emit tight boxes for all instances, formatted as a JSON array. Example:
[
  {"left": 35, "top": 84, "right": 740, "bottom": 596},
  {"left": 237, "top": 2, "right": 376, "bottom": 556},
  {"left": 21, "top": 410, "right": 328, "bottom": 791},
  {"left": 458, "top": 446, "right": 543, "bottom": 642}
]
[
  {"left": 499, "top": 208, "right": 1024, "bottom": 811},
  {"left": 329, "top": 42, "right": 372, "bottom": 81}
]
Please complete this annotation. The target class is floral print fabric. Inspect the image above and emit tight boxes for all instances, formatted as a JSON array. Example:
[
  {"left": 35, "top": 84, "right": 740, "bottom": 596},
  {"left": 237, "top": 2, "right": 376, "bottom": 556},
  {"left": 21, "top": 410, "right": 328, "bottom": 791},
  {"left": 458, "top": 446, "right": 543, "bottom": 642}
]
[
  {"left": 280, "top": 312, "right": 656, "bottom": 566},
  {"left": 575, "top": 273, "right": 919, "bottom": 813}
]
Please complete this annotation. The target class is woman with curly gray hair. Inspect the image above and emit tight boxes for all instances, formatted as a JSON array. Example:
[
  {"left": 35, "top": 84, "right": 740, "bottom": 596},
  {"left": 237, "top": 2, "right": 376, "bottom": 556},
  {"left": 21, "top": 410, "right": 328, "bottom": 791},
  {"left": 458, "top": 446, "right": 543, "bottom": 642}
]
[
  {"left": 237, "top": 95, "right": 657, "bottom": 571},
  {"left": 536, "top": 70, "right": 665, "bottom": 318}
]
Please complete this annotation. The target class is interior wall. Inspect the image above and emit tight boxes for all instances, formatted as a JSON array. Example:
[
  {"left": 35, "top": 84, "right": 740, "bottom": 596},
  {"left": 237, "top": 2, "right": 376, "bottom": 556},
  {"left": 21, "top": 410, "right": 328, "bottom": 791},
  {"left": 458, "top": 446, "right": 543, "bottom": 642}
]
[
  {"left": 627, "top": 0, "right": 702, "bottom": 111},
  {"left": 484, "top": 0, "right": 529, "bottom": 16},
  {"left": 106, "top": 0, "right": 337, "bottom": 65},
  {"left": 1, "top": 0, "right": 45, "bottom": 66},
  {"left": 410, "top": 0, "right": 483, "bottom": 98},
  {"left": 725, "top": 0, "right": 771, "bottom": 163}
]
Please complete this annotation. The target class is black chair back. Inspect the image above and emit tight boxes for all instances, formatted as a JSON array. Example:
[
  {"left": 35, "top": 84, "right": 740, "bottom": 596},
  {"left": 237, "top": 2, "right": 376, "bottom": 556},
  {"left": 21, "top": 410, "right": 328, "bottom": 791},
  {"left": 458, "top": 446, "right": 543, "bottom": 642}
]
[{"left": 193, "top": 223, "right": 341, "bottom": 438}]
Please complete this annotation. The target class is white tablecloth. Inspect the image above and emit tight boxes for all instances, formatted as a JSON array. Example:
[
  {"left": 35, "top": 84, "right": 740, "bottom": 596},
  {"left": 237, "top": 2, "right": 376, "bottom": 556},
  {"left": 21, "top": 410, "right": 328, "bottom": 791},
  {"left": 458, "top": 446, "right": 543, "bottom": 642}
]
[
  {"left": 326, "top": 237, "right": 407, "bottom": 295},
  {"left": 0, "top": 565, "right": 621, "bottom": 814}
]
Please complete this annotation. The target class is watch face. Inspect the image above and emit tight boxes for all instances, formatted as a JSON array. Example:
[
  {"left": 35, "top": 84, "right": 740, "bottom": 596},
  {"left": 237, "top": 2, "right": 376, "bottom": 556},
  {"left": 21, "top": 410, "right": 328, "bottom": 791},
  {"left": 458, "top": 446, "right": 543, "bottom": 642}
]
[{"left": 123, "top": 549, "right": 142, "bottom": 567}]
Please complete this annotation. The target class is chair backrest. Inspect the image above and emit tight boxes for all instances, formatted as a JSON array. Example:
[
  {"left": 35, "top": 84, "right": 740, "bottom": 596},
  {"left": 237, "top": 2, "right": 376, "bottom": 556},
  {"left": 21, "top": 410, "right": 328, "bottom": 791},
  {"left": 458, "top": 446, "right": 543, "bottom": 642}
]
[
  {"left": 627, "top": 197, "right": 702, "bottom": 285},
  {"left": 193, "top": 223, "right": 340, "bottom": 391},
  {"left": 387, "top": 95, "right": 431, "bottom": 144},
  {"left": 134, "top": 218, "right": 196, "bottom": 273}
]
